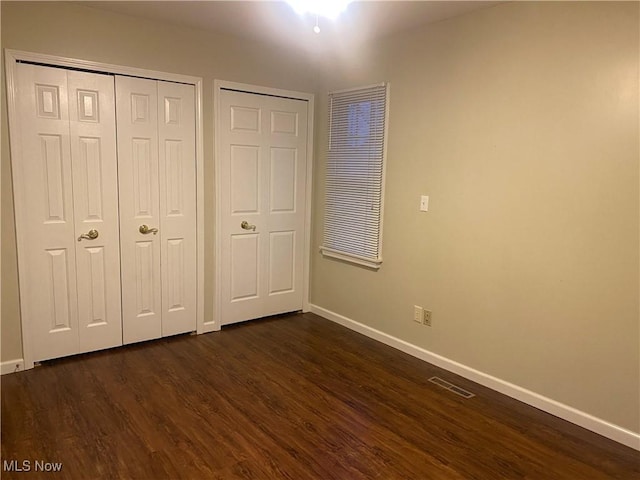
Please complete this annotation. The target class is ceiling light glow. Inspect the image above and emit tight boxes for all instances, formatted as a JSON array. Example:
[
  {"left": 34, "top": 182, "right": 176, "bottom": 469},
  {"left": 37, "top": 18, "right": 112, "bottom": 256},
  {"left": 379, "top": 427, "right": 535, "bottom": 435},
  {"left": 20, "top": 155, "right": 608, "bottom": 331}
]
[{"left": 286, "top": 0, "right": 352, "bottom": 20}]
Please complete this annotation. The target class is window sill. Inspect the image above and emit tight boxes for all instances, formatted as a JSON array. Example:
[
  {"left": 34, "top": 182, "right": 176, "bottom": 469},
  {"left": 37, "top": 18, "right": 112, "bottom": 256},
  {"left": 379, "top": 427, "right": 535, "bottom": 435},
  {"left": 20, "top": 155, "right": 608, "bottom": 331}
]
[{"left": 320, "top": 247, "right": 382, "bottom": 270}]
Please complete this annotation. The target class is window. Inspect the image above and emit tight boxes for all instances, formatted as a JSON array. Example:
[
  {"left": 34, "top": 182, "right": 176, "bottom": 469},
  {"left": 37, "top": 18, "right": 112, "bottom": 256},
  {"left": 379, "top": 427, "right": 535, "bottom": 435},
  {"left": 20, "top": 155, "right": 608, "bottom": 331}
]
[{"left": 321, "top": 83, "right": 389, "bottom": 269}]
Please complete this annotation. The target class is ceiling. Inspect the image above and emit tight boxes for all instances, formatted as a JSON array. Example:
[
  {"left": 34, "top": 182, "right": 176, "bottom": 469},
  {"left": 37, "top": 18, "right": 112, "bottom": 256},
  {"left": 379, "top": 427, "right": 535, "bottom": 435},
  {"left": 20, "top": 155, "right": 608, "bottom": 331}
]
[{"left": 86, "top": 1, "right": 500, "bottom": 53}]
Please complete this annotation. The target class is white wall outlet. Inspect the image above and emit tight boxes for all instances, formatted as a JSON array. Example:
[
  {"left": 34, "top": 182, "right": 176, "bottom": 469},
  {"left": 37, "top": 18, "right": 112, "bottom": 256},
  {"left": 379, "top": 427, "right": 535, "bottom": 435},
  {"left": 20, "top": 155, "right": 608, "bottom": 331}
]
[
  {"left": 420, "top": 195, "right": 429, "bottom": 212},
  {"left": 423, "top": 309, "right": 432, "bottom": 326},
  {"left": 413, "top": 305, "right": 423, "bottom": 323}
]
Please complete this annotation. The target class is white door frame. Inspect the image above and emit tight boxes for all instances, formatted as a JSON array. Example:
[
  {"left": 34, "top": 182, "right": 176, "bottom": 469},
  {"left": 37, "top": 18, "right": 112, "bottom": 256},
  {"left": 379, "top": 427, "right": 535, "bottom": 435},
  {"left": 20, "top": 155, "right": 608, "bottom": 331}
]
[
  {"left": 213, "top": 80, "right": 314, "bottom": 330},
  {"left": 5, "top": 49, "right": 206, "bottom": 370}
]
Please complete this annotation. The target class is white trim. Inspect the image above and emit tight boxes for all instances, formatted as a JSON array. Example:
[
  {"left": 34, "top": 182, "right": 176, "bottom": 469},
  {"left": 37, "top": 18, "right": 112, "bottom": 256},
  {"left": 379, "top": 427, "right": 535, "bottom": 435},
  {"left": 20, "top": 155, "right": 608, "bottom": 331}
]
[
  {"left": 4, "top": 49, "right": 206, "bottom": 364},
  {"left": 1, "top": 359, "right": 25, "bottom": 376},
  {"left": 0, "top": 9, "right": 2, "bottom": 377},
  {"left": 302, "top": 88, "right": 315, "bottom": 313},
  {"left": 319, "top": 247, "right": 382, "bottom": 270},
  {"left": 329, "top": 82, "right": 387, "bottom": 95},
  {"left": 309, "top": 303, "right": 640, "bottom": 451},
  {"left": 212, "top": 80, "right": 224, "bottom": 332},
  {"left": 378, "top": 82, "right": 390, "bottom": 266},
  {"left": 5, "top": 49, "right": 199, "bottom": 85},
  {"left": 194, "top": 78, "right": 207, "bottom": 335},
  {"left": 213, "top": 80, "right": 315, "bottom": 325},
  {"left": 216, "top": 80, "right": 313, "bottom": 101},
  {"left": 5, "top": 50, "right": 35, "bottom": 370}
]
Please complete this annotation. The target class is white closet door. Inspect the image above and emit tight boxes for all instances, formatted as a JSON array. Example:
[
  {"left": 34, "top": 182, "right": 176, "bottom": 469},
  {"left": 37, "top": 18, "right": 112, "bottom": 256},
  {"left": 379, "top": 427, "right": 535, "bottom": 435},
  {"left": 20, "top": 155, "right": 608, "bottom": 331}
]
[
  {"left": 116, "top": 77, "right": 197, "bottom": 342},
  {"left": 15, "top": 64, "right": 79, "bottom": 361},
  {"left": 219, "top": 90, "right": 308, "bottom": 325},
  {"left": 157, "top": 81, "right": 197, "bottom": 336},
  {"left": 14, "top": 64, "right": 122, "bottom": 361},
  {"left": 68, "top": 71, "right": 123, "bottom": 354},
  {"left": 116, "top": 76, "right": 162, "bottom": 344}
]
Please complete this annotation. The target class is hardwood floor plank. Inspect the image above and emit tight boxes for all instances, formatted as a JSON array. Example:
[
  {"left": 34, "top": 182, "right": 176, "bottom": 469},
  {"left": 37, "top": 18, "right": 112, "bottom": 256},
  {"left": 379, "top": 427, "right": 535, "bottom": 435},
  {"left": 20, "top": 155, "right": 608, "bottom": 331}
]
[{"left": 2, "top": 313, "right": 638, "bottom": 479}]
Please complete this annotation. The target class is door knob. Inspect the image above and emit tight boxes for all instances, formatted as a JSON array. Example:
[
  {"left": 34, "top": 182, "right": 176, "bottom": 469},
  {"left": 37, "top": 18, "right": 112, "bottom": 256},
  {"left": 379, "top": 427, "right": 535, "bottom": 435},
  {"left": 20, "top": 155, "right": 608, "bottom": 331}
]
[
  {"left": 139, "top": 224, "right": 159, "bottom": 235},
  {"left": 78, "top": 229, "right": 99, "bottom": 241},
  {"left": 241, "top": 221, "right": 256, "bottom": 231}
]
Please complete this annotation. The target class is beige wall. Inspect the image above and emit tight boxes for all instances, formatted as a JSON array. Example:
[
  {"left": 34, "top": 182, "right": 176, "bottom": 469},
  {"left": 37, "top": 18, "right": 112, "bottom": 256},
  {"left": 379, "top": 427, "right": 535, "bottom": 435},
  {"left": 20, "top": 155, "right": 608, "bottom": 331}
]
[
  {"left": 0, "top": 2, "right": 319, "bottom": 361},
  {"left": 311, "top": 1, "right": 640, "bottom": 433},
  {"left": 2, "top": 1, "right": 638, "bottom": 435}
]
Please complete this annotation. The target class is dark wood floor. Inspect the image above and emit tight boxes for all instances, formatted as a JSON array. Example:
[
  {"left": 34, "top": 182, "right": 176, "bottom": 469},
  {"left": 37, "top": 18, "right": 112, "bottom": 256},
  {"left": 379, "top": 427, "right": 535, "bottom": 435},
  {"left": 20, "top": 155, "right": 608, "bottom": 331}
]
[{"left": 1, "top": 313, "right": 638, "bottom": 479}]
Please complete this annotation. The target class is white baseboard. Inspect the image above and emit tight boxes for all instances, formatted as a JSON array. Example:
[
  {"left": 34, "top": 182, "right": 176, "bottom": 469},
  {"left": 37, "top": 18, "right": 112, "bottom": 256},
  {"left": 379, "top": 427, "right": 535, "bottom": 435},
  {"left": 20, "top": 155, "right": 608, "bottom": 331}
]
[
  {"left": 1, "top": 359, "right": 25, "bottom": 375},
  {"left": 309, "top": 304, "right": 640, "bottom": 451}
]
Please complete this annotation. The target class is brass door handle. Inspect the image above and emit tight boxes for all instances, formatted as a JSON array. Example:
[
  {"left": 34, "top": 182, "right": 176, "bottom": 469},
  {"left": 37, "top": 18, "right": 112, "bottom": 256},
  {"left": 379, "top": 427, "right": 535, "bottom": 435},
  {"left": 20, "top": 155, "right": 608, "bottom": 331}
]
[
  {"left": 241, "top": 221, "right": 256, "bottom": 231},
  {"left": 139, "top": 224, "right": 159, "bottom": 235},
  {"left": 78, "top": 229, "right": 99, "bottom": 241}
]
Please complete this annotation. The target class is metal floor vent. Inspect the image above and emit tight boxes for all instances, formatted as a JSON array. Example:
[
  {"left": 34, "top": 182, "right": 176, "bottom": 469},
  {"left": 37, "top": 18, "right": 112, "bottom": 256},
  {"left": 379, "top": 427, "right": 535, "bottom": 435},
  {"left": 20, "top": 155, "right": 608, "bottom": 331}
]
[{"left": 428, "top": 376, "right": 475, "bottom": 399}]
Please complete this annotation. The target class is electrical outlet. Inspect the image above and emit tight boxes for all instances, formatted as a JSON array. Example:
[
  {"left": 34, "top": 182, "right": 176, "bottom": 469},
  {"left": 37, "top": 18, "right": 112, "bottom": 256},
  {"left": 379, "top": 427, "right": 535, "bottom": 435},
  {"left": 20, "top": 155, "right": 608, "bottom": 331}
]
[
  {"left": 413, "top": 305, "right": 423, "bottom": 324},
  {"left": 423, "top": 309, "right": 432, "bottom": 326}
]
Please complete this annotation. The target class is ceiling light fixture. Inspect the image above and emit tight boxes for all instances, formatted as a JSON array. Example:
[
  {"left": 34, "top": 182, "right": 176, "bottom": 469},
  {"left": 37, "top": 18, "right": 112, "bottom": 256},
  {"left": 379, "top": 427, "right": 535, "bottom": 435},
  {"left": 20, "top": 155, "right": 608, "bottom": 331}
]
[{"left": 285, "top": 0, "right": 352, "bottom": 20}]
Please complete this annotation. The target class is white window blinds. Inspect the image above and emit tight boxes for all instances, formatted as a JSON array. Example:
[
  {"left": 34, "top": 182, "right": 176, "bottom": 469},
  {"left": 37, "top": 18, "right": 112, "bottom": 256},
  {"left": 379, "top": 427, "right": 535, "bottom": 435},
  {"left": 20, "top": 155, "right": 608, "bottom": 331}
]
[{"left": 321, "top": 83, "right": 389, "bottom": 269}]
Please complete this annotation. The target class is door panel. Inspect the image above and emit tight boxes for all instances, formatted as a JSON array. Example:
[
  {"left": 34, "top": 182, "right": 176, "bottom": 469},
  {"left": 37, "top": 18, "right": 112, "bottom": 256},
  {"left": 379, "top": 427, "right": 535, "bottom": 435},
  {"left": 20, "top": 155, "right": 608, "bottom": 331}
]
[
  {"left": 68, "top": 70, "right": 123, "bottom": 354},
  {"left": 231, "top": 105, "right": 261, "bottom": 132},
  {"left": 269, "top": 231, "right": 295, "bottom": 294},
  {"left": 40, "top": 134, "right": 68, "bottom": 222},
  {"left": 231, "top": 234, "right": 260, "bottom": 301},
  {"left": 135, "top": 241, "right": 156, "bottom": 315},
  {"left": 220, "top": 90, "right": 308, "bottom": 324},
  {"left": 270, "top": 147, "right": 297, "bottom": 212},
  {"left": 116, "top": 76, "right": 162, "bottom": 344},
  {"left": 76, "top": 137, "right": 104, "bottom": 219},
  {"left": 46, "top": 249, "right": 73, "bottom": 331},
  {"left": 84, "top": 246, "right": 107, "bottom": 322},
  {"left": 166, "top": 239, "right": 186, "bottom": 310},
  {"left": 157, "top": 81, "right": 197, "bottom": 336},
  {"left": 270, "top": 111, "right": 298, "bottom": 135},
  {"left": 132, "top": 139, "right": 154, "bottom": 216},
  {"left": 16, "top": 64, "right": 78, "bottom": 361},
  {"left": 230, "top": 145, "right": 260, "bottom": 213}
]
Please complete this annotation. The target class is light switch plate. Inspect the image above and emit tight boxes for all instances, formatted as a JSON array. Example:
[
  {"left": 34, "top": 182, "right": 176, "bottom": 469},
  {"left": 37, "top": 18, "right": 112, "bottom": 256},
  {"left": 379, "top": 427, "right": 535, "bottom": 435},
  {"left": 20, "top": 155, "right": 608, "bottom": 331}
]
[{"left": 420, "top": 195, "right": 429, "bottom": 212}]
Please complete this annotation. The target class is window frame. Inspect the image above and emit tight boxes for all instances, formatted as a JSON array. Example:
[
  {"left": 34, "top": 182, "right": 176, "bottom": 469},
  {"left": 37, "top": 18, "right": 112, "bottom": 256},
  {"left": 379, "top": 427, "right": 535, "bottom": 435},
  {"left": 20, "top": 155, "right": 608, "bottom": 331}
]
[{"left": 320, "top": 82, "right": 390, "bottom": 270}]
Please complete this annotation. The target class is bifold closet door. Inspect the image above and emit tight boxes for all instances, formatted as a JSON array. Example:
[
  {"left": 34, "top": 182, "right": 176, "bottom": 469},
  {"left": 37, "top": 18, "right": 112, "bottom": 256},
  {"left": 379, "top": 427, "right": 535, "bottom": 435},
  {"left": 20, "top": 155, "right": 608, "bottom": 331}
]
[
  {"left": 157, "top": 81, "right": 197, "bottom": 337},
  {"left": 116, "top": 77, "right": 162, "bottom": 343},
  {"left": 14, "top": 64, "right": 123, "bottom": 361},
  {"left": 116, "top": 76, "right": 197, "bottom": 344}
]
